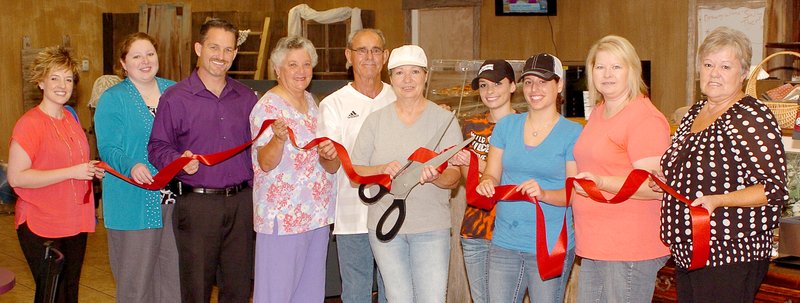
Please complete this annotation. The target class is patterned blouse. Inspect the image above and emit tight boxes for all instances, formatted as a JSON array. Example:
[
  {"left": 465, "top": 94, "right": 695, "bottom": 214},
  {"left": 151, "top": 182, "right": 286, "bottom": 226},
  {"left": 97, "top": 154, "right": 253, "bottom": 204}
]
[
  {"left": 460, "top": 112, "right": 497, "bottom": 239},
  {"left": 250, "top": 91, "right": 335, "bottom": 235},
  {"left": 660, "top": 96, "right": 788, "bottom": 269}
]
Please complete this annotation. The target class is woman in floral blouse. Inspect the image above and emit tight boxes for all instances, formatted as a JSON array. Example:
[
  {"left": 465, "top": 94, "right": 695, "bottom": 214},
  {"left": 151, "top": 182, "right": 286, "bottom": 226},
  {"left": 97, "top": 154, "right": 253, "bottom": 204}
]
[{"left": 249, "top": 36, "right": 335, "bottom": 302}]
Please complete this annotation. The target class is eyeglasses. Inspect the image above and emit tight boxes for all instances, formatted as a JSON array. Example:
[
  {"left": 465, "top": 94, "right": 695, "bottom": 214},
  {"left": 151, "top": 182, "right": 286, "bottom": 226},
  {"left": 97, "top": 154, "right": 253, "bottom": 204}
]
[{"left": 350, "top": 47, "right": 384, "bottom": 56}]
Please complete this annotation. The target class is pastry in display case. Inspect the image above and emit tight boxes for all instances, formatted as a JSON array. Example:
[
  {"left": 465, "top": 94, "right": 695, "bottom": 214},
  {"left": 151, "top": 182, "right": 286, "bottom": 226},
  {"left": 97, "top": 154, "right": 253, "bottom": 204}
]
[
  {"left": 431, "top": 84, "right": 479, "bottom": 97},
  {"left": 425, "top": 59, "right": 529, "bottom": 118}
]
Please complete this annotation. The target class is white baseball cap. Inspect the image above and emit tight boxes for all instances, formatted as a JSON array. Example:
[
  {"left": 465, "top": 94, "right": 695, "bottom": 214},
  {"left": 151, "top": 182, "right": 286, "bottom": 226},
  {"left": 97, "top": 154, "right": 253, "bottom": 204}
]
[{"left": 387, "top": 45, "right": 428, "bottom": 70}]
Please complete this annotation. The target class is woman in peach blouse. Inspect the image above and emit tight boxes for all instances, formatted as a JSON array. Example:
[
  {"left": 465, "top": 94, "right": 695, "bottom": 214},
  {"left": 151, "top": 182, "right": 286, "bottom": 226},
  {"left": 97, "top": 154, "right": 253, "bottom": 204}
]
[
  {"left": 8, "top": 46, "right": 104, "bottom": 303},
  {"left": 571, "top": 35, "right": 671, "bottom": 303}
]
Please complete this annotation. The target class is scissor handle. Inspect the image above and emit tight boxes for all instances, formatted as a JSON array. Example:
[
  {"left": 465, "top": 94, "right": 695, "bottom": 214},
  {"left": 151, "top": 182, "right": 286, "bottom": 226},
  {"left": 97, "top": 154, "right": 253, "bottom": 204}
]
[
  {"left": 358, "top": 183, "right": 389, "bottom": 204},
  {"left": 376, "top": 198, "right": 406, "bottom": 241}
]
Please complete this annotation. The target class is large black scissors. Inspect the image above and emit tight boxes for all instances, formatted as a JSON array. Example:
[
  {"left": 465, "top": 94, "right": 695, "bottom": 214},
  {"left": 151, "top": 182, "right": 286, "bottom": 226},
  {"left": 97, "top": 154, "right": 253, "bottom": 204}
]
[{"left": 358, "top": 114, "right": 474, "bottom": 241}]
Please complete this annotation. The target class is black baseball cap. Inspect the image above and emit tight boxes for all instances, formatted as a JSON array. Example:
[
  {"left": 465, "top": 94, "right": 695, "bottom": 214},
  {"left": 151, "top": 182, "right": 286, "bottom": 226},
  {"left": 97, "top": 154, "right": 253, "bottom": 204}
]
[
  {"left": 519, "top": 53, "right": 564, "bottom": 81},
  {"left": 470, "top": 59, "right": 516, "bottom": 90}
]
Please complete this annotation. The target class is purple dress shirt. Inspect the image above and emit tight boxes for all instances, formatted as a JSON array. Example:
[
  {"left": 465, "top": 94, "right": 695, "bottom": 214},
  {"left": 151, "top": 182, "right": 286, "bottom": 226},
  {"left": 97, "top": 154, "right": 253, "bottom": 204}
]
[{"left": 148, "top": 70, "right": 258, "bottom": 188}]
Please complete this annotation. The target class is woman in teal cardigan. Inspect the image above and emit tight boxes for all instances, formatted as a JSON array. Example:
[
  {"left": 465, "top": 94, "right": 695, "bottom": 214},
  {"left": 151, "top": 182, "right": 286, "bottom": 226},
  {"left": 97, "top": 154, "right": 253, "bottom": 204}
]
[{"left": 94, "top": 32, "right": 179, "bottom": 303}]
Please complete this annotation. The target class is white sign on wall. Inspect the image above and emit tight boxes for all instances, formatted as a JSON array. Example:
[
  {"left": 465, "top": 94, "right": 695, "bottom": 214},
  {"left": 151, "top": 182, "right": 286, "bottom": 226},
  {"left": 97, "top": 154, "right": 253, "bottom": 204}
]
[{"left": 698, "top": 5, "right": 765, "bottom": 68}]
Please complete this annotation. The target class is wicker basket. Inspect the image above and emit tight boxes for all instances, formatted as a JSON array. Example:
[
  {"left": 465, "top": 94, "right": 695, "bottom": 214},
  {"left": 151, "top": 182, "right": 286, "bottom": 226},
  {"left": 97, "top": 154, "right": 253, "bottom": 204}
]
[{"left": 745, "top": 51, "right": 800, "bottom": 129}]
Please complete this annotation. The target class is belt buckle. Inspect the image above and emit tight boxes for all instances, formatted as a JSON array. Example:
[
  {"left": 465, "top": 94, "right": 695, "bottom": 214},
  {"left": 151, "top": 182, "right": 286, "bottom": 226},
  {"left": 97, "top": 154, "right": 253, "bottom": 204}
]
[{"left": 224, "top": 185, "right": 238, "bottom": 197}]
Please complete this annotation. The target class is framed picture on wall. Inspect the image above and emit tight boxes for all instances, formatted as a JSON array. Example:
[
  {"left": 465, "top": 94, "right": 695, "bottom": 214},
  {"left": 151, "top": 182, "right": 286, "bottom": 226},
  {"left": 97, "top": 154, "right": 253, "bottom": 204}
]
[{"left": 495, "top": 0, "right": 557, "bottom": 16}]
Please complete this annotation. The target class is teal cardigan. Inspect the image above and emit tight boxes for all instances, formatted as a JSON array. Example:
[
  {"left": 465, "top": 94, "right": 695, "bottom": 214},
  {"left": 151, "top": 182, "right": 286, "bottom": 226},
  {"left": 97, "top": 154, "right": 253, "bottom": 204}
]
[{"left": 95, "top": 77, "right": 175, "bottom": 230}]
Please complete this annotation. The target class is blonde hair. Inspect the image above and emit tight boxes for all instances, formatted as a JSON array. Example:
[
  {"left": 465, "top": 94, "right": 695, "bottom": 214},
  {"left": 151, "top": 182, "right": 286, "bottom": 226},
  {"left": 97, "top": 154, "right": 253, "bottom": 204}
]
[
  {"left": 698, "top": 27, "right": 752, "bottom": 77},
  {"left": 585, "top": 35, "right": 647, "bottom": 104},
  {"left": 28, "top": 45, "right": 80, "bottom": 85}
]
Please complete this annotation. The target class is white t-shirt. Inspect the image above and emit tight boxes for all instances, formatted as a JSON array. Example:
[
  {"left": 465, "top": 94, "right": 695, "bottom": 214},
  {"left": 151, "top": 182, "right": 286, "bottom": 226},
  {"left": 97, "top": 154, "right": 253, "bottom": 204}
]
[{"left": 317, "top": 82, "right": 395, "bottom": 234}]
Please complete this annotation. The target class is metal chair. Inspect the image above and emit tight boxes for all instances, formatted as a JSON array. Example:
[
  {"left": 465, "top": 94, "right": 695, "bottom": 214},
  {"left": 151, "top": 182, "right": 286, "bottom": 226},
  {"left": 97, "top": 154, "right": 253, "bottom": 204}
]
[{"left": 34, "top": 241, "right": 64, "bottom": 303}]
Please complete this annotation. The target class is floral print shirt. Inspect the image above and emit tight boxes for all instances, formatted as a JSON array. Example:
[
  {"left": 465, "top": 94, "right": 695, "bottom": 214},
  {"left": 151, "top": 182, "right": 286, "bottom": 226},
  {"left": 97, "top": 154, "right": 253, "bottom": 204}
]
[{"left": 250, "top": 91, "right": 335, "bottom": 235}]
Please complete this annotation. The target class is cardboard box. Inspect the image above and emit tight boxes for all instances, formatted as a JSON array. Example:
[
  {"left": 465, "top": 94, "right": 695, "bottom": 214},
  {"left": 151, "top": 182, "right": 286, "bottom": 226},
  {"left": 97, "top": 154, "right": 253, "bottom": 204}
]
[{"left": 779, "top": 216, "right": 800, "bottom": 256}]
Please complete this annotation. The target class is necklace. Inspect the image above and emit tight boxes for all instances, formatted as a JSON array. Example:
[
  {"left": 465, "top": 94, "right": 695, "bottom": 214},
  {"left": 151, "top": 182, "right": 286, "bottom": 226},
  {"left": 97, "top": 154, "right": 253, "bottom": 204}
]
[
  {"left": 44, "top": 108, "right": 87, "bottom": 204},
  {"left": 132, "top": 80, "right": 161, "bottom": 107},
  {"left": 531, "top": 115, "right": 559, "bottom": 137},
  {"left": 276, "top": 86, "right": 308, "bottom": 114}
]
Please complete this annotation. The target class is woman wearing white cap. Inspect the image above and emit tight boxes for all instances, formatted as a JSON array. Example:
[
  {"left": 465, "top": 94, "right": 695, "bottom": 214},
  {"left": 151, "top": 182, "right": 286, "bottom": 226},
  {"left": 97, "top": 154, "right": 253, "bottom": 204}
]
[
  {"left": 351, "top": 45, "right": 463, "bottom": 302},
  {"left": 473, "top": 53, "right": 582, "bottom": 303}
]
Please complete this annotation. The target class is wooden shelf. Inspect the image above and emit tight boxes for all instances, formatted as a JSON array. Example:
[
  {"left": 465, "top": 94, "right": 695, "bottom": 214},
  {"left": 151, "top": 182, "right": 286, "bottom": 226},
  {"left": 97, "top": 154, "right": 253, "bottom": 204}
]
[{"left": 766, "top": 42, "right": 800, "bottom": 49}]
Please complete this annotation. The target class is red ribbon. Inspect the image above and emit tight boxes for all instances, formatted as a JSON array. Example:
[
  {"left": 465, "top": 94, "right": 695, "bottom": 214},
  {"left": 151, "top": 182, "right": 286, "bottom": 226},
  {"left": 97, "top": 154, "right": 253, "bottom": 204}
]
[
  {"left": 97, "top": 119, "right": 448, "bottom": 194},
  {"left": 464, "top": 151, "right": 711, "bottom": 280},
  {"left": 464, "top": 151, "right": 568, "bottom": 279},
  {"left": 644, "top": 172, "right": 711, "bottom": 271},
  {"left": 97, "top": 120, "right": 273, "bottom": 190}
]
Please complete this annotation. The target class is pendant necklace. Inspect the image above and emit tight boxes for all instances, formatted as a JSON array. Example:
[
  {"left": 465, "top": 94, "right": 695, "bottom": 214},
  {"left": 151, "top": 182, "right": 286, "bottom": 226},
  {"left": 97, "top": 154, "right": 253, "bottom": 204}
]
[
  {"left": 531, "top": 115, "right": 559, "bottom": 137},
  {"left": 45, "top": 107, "right": 85, "bottom": 204}
]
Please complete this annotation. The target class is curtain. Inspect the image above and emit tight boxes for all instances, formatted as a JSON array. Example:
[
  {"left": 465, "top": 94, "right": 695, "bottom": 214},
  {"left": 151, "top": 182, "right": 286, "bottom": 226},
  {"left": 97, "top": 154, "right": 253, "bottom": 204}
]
[{"left": 287, "top": 4, "right": 362, "bottom": 37}]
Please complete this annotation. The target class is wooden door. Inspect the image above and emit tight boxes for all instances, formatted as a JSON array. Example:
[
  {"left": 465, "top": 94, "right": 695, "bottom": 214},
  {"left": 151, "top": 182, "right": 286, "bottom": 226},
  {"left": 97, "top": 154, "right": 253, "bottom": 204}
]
[{"left": 139, "top": 3, "right": 192, "bottom": 81}]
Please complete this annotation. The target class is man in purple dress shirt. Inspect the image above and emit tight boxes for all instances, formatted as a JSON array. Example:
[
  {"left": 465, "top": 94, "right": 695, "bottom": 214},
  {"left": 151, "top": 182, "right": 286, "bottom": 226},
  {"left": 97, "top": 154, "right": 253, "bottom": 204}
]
[{"left": 148, "top": 19, "right": 257, "bottom": 303}]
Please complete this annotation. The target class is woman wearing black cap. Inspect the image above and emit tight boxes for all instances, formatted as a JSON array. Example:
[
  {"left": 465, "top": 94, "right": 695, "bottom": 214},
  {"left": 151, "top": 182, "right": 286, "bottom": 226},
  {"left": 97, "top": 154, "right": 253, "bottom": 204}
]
[
  {"left": 449, "top": 59, "right": 517, "bottom": 303},
  {"left": 472, "top": 53, "right": 581, "bottom": 303}
]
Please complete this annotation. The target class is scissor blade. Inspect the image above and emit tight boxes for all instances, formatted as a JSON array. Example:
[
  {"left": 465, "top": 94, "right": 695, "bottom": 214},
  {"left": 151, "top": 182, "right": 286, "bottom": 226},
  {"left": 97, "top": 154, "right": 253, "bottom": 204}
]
[
  {"left": 421, "top": 136, "right": 475, "bottom": 168},
  {"left": 423, "top": 111, "right": 457, "bottom": 151},
  {"left": 392, "top": 160, "right": 414, "bottom": 179},
  {"left": 389, "top": 136, "right": 475, "bottom": 197}
]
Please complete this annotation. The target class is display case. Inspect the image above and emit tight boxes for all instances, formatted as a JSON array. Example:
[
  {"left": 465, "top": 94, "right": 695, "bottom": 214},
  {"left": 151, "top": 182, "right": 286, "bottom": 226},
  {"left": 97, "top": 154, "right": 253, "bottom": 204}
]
[{"left": 425, "top": 59, "right": 529, "bottom": 119}]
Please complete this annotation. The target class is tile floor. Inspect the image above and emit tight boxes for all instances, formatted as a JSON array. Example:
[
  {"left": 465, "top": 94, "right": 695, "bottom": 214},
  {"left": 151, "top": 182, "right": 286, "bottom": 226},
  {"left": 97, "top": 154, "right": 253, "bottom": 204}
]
[
  {"left": 0, "top": 211, "right": 115, "bottom": 303},
  {"left": 0, "top": 208, "right": 346, "bottom": 303}
]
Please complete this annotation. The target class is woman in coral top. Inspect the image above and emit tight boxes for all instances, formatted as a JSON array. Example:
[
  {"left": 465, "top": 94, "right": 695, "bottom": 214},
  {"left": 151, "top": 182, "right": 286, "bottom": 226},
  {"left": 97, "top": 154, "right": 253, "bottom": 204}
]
[
  {"left": 571, "top": 35, "right": 671, "bottom": 302},
  {"left": 8, "top": 46, "right": 104, "bottom": 303}
]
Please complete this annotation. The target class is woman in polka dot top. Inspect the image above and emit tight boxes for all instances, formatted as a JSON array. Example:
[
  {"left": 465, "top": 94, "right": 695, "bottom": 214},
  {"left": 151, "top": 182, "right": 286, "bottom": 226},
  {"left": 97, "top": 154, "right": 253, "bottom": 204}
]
[{"left": 659, "top": 27, "right": 788, "bottom": 302}]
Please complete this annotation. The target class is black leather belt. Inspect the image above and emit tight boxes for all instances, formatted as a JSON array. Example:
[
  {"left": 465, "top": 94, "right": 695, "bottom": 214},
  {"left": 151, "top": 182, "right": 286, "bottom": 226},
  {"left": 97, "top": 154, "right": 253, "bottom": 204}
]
[{"left": 171, "top": 181, "right": 248, "bottom": 197}]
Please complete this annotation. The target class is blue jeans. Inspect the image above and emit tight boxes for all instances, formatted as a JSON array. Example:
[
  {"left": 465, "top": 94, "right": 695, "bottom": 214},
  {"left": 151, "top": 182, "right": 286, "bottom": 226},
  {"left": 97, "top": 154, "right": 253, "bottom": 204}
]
[
  {"left": 577, "top": 256, "right": 669, "bottom": 303},
  {"left": 461, "top": 237, "right": 490, "bottom": 303},
  {"left": 369, "top": 229, "right": 450, "bottom": 303},
  {"left": 336, "top": 233, "right": 386, "bottom": 303},
  {"left": 488, "top": 244, "right": 575, "bottom": 303}
]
